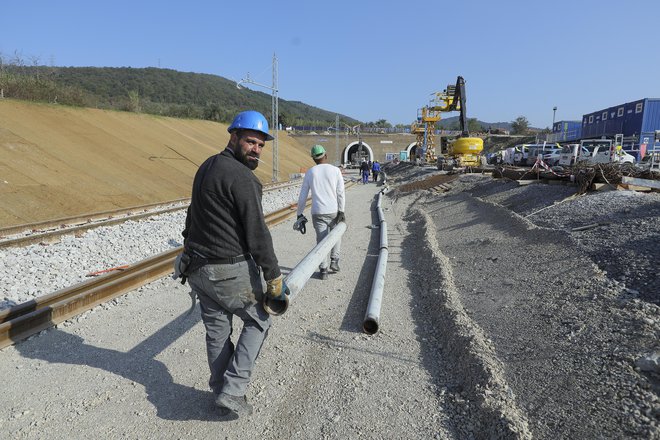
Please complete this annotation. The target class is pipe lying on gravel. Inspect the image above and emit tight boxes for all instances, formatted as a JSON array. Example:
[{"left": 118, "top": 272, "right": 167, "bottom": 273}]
[
  {"left": 362, "top": 191, "right": 389, "bottom": 335},
  {"left": 263, "top": 222, "right": 347, "bottom": 315}
]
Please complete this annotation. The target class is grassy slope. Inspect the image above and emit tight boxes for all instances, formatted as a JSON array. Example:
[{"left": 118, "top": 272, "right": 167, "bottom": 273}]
[{"left": 0, "top": 99, "right": 314, "bottom": 227}]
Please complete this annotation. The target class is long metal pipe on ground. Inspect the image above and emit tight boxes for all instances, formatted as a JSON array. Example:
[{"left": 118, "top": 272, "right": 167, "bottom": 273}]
[
  {"left": 263, "top": 222, "right": 347, "bottom": 315},
  {"left": 363, "top": 191, "right": 388, "bottom": 334}
]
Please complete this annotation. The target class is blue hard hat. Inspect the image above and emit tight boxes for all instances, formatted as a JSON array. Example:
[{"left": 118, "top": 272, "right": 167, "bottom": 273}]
[{"left": 228, "top": 110, "right": 274, "bottom": 141}]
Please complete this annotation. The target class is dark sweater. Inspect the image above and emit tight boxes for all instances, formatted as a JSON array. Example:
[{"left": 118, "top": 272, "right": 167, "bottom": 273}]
[{"left": 182, "top": 148, "right": 281, "bottom": 280}]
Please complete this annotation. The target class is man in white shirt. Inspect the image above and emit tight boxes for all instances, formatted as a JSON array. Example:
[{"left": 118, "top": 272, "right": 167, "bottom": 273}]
[{"left": 296, "top": 145, "right": 346, "bottom": 280}]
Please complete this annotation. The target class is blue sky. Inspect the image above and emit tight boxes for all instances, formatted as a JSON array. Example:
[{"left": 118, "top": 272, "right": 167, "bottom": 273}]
[{"left": 3, "top": 0, "right": 660, "bottom": 128}]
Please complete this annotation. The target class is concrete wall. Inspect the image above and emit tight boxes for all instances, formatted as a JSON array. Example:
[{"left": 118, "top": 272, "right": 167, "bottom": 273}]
[
  {"left": 288, "top": 133, "right": 419, "bottom": 165},
  {"left": 288, "top": 132, "right": 534, "bottom": 164}
]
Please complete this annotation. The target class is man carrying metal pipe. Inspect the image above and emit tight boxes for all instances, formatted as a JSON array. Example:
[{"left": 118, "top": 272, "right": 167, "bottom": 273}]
[
  {"left": 179, "top": 110, "right": 285, "bottom": 418},
  {"left": 296, "top": 145, "right": 346, "bottom": 280}
]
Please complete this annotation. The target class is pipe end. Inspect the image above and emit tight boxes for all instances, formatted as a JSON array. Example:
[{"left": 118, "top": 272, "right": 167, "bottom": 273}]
[
  {"left": 263, "top": 294, "right": 289, "bottom": 316},
  {"left": 362, "top": 318, "right": 379, "bottom": 335}
]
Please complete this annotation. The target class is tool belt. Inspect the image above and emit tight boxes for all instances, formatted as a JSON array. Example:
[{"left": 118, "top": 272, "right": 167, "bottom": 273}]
[{"left": 174, "top": 250, "right": 250, "bottom": 285}]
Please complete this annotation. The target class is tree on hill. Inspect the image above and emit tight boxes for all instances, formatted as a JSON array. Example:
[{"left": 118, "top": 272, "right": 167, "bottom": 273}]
[
  {"left": 364, "top": 119, "right": 392, "bottom": 128},
  {"left": 511, "top": 116, "right": 530, "bottom": 135},
  {"left": 0, "top": 59, "right": 360, "bottom": 128},
  {"left": 446, "top": 118, "right": 482, "bottom": 132},
  {"left": 467, "top": 118, "right": 482, "bottom": 133}
]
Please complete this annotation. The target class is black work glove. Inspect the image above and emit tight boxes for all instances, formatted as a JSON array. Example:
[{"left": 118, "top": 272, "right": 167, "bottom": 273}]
[
  {"left": 334, "top": 211, "right": 345, "bottom": 224},
  {"left": 293, "top": 214, "right": 307, "bottom": 234}
]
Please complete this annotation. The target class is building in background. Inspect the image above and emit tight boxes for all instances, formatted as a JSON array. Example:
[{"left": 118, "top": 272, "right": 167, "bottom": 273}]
[
  {"left": 550, "top": 120, "right": 582, "bottom": 142},
  {"left": 581, "top": 98, "right": 660, "bottom": 157}
]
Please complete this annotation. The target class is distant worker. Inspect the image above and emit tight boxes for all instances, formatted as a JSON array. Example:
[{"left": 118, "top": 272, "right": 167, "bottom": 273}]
[
  {"left": 179, "top": 110, "right": 285, "bottom": 418},
  {"left": 296, "top": 145, "right": 346, "bottom": 280},
  {"left": 360, "top": 159, "right": 370, "bottom": 184},
  {"left": 372, "top": 160, "right": 381, "bottom": 182}
]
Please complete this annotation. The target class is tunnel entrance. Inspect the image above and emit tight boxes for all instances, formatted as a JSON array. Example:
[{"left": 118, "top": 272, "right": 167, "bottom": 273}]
[
  {"left": 406, "top": 142, "right": 419, "bottom": 161},
  {"left": 342, "top": 141, "right": 373, "bottom": 166}
]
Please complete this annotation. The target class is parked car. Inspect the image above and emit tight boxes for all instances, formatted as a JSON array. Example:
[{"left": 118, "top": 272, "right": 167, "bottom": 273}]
[
  {"left": 511, "top": 143, "right": 562, "bottom": 166},
  {"left": 542, "top": 148, "right": 563, "bottom": 166},
  {"left": 526, "top": 144, "right": 562, "bottom": 166}
]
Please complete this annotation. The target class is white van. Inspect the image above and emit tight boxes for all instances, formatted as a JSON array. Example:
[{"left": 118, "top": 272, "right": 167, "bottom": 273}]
[{"left": 559, "top": 139, "right": 635, "bottom": 166}]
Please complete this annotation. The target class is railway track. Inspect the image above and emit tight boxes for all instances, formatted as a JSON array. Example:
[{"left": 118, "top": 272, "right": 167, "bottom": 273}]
[
  {"left": 0, "top": 200, "right": 308, "bottom": 350},
  {"left": 0, "top": 179, "right": 303, "bottom": 249}
]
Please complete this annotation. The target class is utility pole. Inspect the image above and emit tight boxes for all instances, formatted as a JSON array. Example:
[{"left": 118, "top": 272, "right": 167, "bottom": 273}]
[
  {"left": 335, "top": 114, "right": 339, "bottom": 166},
  {"left": 236, "top": 53, "right": 279, "bottom": 181},
  {"left": 272, "top": 53, "right": 279, "bottom": 182}
]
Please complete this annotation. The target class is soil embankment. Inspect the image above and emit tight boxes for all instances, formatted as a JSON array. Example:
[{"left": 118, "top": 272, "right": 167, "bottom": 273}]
[{"left": 0, "top": 99, "right": 312, "bottom": 227}]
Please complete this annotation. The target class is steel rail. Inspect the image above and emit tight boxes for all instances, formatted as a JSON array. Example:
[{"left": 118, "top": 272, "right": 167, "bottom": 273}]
[
  {"left": 0, "top": 179, "right": 352, "bottom": 347},
  {"left": 0, "top": 205, "right": 189, "bottom": 249},
  {"left": 0, "top": 198, "right": 191, "bottom": 237},
  {"left": 0, "top": 179, "right": 307, "bottom": 249},
  {"left": 0, "top": 200, "right": 306, "bottom": 349}
]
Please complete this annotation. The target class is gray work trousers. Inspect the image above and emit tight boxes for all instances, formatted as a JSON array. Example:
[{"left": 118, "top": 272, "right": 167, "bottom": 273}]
[
  {"left": 312, "top": 213, "right": 341, "bottom": 270},
  {"left": 187, "top": 258, "right": 272, "bottom": 397}
]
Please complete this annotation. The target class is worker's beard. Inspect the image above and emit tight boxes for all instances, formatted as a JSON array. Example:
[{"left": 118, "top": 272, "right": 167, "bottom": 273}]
[{"left": 232, "top": 144, "right": 259, "bottom": 170}]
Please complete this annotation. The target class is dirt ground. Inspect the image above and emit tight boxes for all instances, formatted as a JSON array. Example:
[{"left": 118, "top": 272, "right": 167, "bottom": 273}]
[{"left": 0, "top": 99, "right": 314, "bottom": 227}]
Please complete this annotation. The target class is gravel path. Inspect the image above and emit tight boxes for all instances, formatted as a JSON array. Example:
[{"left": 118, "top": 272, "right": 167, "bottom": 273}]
[{"left": 0, "top": 167, "right": 658, "bottom": 439}]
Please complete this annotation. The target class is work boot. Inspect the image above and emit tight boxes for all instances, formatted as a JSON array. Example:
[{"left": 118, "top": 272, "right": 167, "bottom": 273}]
[
  {"left": 330, "top": 260, "right": 340, "bottom": 272},
  {"left": 320, "top": 268, "right": 328, "bottom": 280},
  {"left": 215, "top": 392, "right": 253, "bottom": 416}
]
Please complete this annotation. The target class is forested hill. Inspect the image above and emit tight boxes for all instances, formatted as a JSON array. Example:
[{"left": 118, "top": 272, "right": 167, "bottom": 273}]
[{"left": 1, "top": 65, "right": 359, "bottom": 127}]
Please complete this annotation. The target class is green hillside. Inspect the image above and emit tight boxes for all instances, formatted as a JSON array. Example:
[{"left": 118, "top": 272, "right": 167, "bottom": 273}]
[
  {"left": 435, "top": 115, "right": 513, "bottom": 132},
  {"left": 0, "top": 65, "right": 360, "bottom": 127}
]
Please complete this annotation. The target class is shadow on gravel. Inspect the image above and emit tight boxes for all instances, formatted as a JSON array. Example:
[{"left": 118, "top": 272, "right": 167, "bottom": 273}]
[
  {"left": 339, "top": 194, "right": 382, "bottom": 333},
  {"left": 302, "top": 331, "right": 420, "bottom": 365},
  {"left": 16, "top": 310, "right": 224, "bottom": 421}
]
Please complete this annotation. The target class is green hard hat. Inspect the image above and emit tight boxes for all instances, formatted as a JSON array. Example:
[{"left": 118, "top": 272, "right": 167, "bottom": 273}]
[{"left": 311, "top": 144, "right": 326, "bottom": 159}]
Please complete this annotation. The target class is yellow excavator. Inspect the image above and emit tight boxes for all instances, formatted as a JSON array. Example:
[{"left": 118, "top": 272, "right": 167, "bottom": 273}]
[
  {"left": 411, "top": 76, "right": 483, "bottom": 168},
  {"left": 439, "top": 76, "right": 484, "bottom": 168}
]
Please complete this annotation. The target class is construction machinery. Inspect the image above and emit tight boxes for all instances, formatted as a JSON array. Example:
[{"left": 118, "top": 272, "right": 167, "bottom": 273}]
[
  {"left": 411, "top": 76, "right": 483, "bottom": 167},
  {"left": 411, "top": 106, "right": 442, "bottom": 163},
  {"left": 438, "top": 76, "right": 484, "bottom": 169}
]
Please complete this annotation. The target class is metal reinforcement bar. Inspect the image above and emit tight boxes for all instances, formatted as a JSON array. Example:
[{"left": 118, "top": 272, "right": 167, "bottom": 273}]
[
  {"left": 0, "top": 201, "right": 307, "bottom": 349},
  {"left": 363, "top": 191, "right": 389, "bottom": 335}
]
